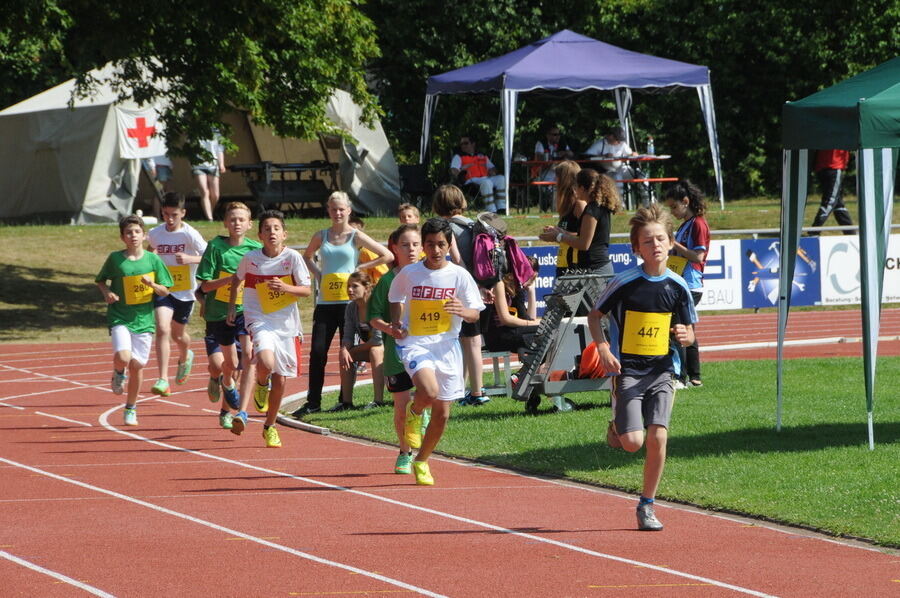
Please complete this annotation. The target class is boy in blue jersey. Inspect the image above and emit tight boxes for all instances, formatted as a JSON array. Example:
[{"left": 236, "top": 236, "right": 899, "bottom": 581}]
[{"left": 588, "top": 204, "right": 697, "bottom": 531}]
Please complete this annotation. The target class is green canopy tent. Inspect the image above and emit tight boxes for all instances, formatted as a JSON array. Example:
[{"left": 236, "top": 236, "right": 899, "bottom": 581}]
[{"left": 780, "top": 57, "right": 900, "bottom": 449}]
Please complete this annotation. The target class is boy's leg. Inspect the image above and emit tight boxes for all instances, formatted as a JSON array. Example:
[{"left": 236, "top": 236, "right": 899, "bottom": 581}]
[
  {"left": 641, "top": 424, "right": 668, "bottom": 499},
  {"left": 369, "top": 345, "right": 384, "bottom": 404},
  {"left": 264, "top": 374, "right": 285, "bottom": 427},
  {"left": 392, "top": 389, "right": 412, "bottom": 454},
  {"left": 236, "top": 333, "right": 256, "bottom": 411},
  {"left": 125, "top": 359, "right": 143, "bottom": 409},
  {"left": 414, "top": 397, "right": 451, "bottom": 463},
  {"left": 154, "top": 304, "right": 174, "bottom": 382},
  {"left": 171, "top": 317, "right": 193, "bottom": 382},
  {"left": 460, "top": 334, "right": 485, "bottom": 404}
]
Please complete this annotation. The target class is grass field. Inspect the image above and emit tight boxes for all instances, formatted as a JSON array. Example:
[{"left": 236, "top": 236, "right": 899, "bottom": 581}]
[
  {"left": 306, "top": 357, "right": 900, "bottom": 548},
  {"left": 1, "top": 194, "right": 893, "bottom": 344}
]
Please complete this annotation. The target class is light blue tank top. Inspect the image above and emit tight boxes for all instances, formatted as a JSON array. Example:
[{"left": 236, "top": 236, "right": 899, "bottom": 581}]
[{"left": 317, "top": 229, "right": 357, "bottom": 304}]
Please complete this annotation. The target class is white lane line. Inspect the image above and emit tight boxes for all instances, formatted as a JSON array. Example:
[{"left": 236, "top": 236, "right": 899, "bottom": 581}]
[
  {"left": 98, "top": 404, "right": 775, "bottom": 597},
  {"left": 34, "top": 412, "right": 92, "bottom": 427},
  {"left": 0, "top": 457, "right": 445, "bottom": 598},
  {"left": 0, "top": 549, "right": 115, "bottom": 597},
  {"left": 0, "top": 402, "right": 25, "bottom": 410},
  {"left": 154, "top": 399, "right": 191, "bottom": 408}
]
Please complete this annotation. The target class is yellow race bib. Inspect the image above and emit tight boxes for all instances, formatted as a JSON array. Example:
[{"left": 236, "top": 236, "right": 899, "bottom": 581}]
[
  {"left": 667, "top": 255, "right": 688, "bottom": 276},
  {"left": 321, "top": 272, "right": 350, "bottom": 302},
  {"left": 167, "top": 264, "right": 191, "bottom": 292},
  {"left": 215, "top": 271, "right": 243, "bottom": 305},
  {"left": 409, "top": 299, "right": 451, "bottom": 336},
  {"left": 123, "top": 272, "right": 154, "bottom": 305},
  {"left": 256, "top": 276, "right": 296, "bottom": 314},
  {"left": 556, "top": 243, "right": 571, "bottom": 268},
  {"left": 621, "top": 310, "right": 671, "bottom": 356}
]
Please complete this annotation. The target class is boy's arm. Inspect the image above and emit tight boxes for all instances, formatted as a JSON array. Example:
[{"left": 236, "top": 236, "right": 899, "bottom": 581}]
[
  {"left": 96, "top": 281, "right": 118, "bottom": 304},
  {"left": 671, "top": 323, "right": 695, "bottom": 347},
  {"left": 226, "top": 274, "right": 241, "bottom": 325},
  {"left": 141, "top": 275, "right": 170, "bottom": 298},
  {"left": 388, "top": 301, "right": 407, "bottom": 339},
  {"left": 587, "top": 308, "right": 621, "bottom": 375}
]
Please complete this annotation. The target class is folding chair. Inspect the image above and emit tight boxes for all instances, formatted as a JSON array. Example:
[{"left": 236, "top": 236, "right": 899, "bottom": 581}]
[{"left": 398, "top": 164, "right": 435, "bottom": 210}]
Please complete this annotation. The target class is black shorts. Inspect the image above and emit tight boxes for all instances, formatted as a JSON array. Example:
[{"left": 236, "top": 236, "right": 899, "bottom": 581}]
[
  {"left": 460, "top": 319, "right": 481, "bottom": 338},
  {"left": 153, "top": 294, "right": 194, "bottom": 325},
  {"left": 204, "top": 314, "right": 248, "bottom": 354},
  {"left": 385, "top": 371, "right": 414, "bottom": 393}
]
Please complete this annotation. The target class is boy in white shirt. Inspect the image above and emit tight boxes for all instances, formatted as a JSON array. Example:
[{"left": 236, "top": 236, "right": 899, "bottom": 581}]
[
  {"left": 147, "top": 192, "right": 208, "bottom": 396},
  {"left": 228, "top": 209, "right": 311, "bottom": 447},
  {"left": 388, "top": 218, "right": 485, "bottom": 485}
]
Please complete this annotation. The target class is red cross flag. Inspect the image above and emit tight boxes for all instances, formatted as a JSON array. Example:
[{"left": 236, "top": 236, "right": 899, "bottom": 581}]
[{"left": 115, "top": 107, "right": 167, "bottom": 159}]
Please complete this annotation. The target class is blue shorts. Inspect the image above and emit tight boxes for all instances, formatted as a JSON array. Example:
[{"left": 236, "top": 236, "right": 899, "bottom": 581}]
[
  {"left": 192, "top": 166, "right": 219, "bottom": 177},
  {"left": 154, "top": 294, "right": 194, "bottom": 325},
  {"left": 156, "top": 165, "right": 173, "bottom": 182},
  {"left": 204, "top": 315, "right": 248, "bottom": 355}
]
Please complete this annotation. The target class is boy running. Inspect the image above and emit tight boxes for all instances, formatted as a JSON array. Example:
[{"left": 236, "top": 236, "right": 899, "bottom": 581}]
[
  {"left": 587, "top": 204, "right": 697, "bottom": 531},
  {"left": 147, "top": 192, "right": 207, "bottom": 396},
  {"left": 95, "top": 215, "right": 173, "bottom": 426},
  {"left": 388, "top": 218, "right": 484, "bottom": 485},
  {"left": 195, "top": 202, "right": 261, "bottom": 430},
  {"left": 369, "top": 223, "right": 422, "bottom": 474},
  {"left": 228, "top": 210, "right": 311, "bottom": 447}
]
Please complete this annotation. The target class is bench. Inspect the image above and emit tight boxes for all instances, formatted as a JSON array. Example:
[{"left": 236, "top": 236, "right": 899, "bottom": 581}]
[{"left": 481, "top": 350, "right": 513, "bottom": 398}]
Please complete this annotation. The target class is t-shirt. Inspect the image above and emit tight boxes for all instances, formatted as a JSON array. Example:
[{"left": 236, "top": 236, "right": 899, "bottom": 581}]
[
  {"left": 594, "top": 266, "right": 698, "bottom": 377},
  {"left": 576, "top": 202, "right": 612, "bottom": 270},
  {"left": 235, "top": 247, "right": 311, "bottom": 336},
  {"left": 95, "top": 250, "right": 174, "bottom": 334},
  {"left": 196, "top": 235, "right": 263, "bottom": 322},
  {"left": 367, "top": 269, "right": 404, "bottom": 376},
  {"left": 192, "top": 138, "right": 224, "bottom": 170},
  {"left": 388, "top": 261, "right": 485, "bottom": 347},
  {"left": 674, "top": 216, "right": 710, "bottom": 289},
  {"left": 814, "top": 149, "right": 850, "bottom": 172},
  {"left": 359, "top": 246, "right": 389, "bottom": 285},
  {"left": 585, "top": 139, "right": 633, "bottom": 171},
  {"left": 147, "top": 222, "right": 208, "bottom": 301}
]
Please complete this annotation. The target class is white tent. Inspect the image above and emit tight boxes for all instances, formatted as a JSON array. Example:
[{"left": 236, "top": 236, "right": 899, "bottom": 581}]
[{"left": 0, "top": 65, "right": 401, "bottom": 222}]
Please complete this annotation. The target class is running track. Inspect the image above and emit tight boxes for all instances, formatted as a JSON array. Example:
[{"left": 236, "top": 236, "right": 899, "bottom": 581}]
[{"left": 1, "top": 310, "right": 899, "bottom": 597}]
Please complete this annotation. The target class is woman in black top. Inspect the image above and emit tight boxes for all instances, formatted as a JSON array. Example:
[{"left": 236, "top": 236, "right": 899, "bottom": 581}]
[{"left": 539, "top": 160, "right": 584, "bottom": 277}]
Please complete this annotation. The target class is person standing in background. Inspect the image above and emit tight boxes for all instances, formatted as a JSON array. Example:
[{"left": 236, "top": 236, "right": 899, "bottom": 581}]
[
  {"left": 809, "top": 149, "right": 853, "bottom": 235},
  {"left": 192, "top": 138, "right": 226, "bottom": 221}
]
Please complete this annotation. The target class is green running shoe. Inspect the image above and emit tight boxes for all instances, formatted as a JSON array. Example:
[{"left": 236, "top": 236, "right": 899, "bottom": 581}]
[
  {"left": 394, "top": 452, "right": 413, "bottom": 474},
  {"left": 123, "top": 407, "right": 138, "bottom": 426},
  {"left": 175, "top": 349, "right": 195, "bottom": 385},
  {"left": 151, "top": 378, "right": 171, "bottom": 397},
  {"left": 207, "top": 377, "right": 221, "bottom": 403},
  {"left": 219, "top": 411, "right": 233, "bottom": 430}
]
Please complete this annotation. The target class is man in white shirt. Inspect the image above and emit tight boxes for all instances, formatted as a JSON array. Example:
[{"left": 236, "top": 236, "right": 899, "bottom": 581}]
[{"left": 586, "top": 126, "right": 637, "bottom": 185}]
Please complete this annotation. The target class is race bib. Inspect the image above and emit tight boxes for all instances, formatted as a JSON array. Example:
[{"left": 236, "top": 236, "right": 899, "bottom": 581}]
[
  {"left": 167, "top": 264, "right": 191, "bottom": 292},
  {"left": 215, "top": 271, "right": 243, "bottom": 305},
  {"left": 321, "top": 272, "right": 350, "bottom": 302},
  {"left": 556, "top": 243, "right": 571, "bottom": 268},
  {"left": 123, "top": 272, "right": 154, "bottom": 305},
  {"left": 256, "top": 276, "right": 296, "bottom": 314},
  {"left": 621, "top": 310, "right": 671, "bottom": 356},
  {"left": 409, "top": 299, "right": 451, "bottom": 336},
  {"left": 667, "top": 255, "right": 688, "bottom": 276}
]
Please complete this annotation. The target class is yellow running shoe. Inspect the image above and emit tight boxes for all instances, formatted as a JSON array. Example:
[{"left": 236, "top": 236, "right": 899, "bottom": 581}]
[
  {"left": 262, "top": 426, "right": 282, "bottom": 448},
  {"left": 412, "top": 461, "right": 434, "bottom": 486},
  {"left": 254, "top": 381, "right": 270, "bottom": 413},
  {"left": 404, "top": 403, "right": 423, "bottom": 449}
]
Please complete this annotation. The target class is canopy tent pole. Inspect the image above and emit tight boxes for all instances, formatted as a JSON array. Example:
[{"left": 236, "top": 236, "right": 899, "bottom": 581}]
[
  {"left": 856, "top": 147, "right": 898, "bottom": 450},
  {"left": 501, "top": 89, "right": 518, "bottom": 216},
  {"left": 614, "top": 88, "right": 633, "bottom": 148},
  {"left": 420, "top": 95, "right": 438, "bottom": 164},
  {"left": 697, "top": 85, "right": 725, "bottom": 209},
  {"left": 776, "top": 148, "right": 808, "bottom": 432}
]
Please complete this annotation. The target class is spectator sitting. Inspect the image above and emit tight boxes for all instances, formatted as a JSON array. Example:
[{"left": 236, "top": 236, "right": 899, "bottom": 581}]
[
  {"left": 483, "top": 256, "right": 541, "bottom": 359},
  {"left": 534, "top": 124, "right": 574, "bottom": 211},
  {"left": 450, "top": 134, "right": 506, "bottom": 213},
  {"left": 340, "top": 271, "right": 385, "bottom": 409},
  {"left": 585, "top": 126, "right": 637, "bottom": 188}
]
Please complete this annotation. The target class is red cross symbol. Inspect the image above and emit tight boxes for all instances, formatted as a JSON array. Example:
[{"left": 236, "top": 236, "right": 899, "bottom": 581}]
[{"left": 127, "top": 117, "right": 156, "bottom": 148}]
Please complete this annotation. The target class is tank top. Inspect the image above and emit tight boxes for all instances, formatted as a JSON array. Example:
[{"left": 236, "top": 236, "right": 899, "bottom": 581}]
[
  {"left": 576, "top": 202, "right": 611, "bottom": 270},
  {"left": 316, "top": 228, "right": 357, "bottom": 305}
]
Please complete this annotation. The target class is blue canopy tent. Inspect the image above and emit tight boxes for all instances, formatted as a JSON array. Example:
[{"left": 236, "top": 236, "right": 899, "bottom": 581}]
[{"left": 421, "top": 29, "right": 724, "bottom": 211}]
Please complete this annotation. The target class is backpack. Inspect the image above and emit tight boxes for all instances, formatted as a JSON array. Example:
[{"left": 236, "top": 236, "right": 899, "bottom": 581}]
[
  {"left": 448, "top": 215, "right": 475, "bottom": 270},
  {"left": 471, "top": 212, "right": 533, "bottom": 289}
]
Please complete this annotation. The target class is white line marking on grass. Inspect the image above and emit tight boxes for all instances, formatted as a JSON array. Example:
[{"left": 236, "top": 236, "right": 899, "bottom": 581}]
[
  {"left": 34, "top": 412, "right": 92, "bottom": 427},
  {"left": 0, "top": 457, "right": 446, "bottom": 598},
  {"left": 0, "top": 549, "right": 115, "bottom": 597},
  {"left": 97, "top": 404, "right": 775, "bottom": 598}
]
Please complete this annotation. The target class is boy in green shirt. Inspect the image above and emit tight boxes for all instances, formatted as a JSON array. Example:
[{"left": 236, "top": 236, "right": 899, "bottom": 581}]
[
  {"left": 195, "top": 202, "right": 262, "bottom": 429},
  {"left": 95, "top": 215, "right": 173, "bottom": 426}
]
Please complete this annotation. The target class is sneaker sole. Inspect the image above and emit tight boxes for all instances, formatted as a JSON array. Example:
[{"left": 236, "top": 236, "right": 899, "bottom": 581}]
[{"left": 231, "top": 418, "right": 246, "bottom": 436}]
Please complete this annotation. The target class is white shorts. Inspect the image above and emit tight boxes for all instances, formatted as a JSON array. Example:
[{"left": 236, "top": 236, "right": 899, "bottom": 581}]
[
  {"left": 110, "top": 325, "right": 152, "bottom": 366},
  {"left": 396, "top": 338, "right": 463, "bottom": 401},
  {"left": 249, "top": 322, "right": 301, "bottom": 378}
]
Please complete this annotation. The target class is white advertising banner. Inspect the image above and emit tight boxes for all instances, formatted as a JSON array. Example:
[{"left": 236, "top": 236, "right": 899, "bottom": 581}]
[
  {"left": 696, "top": 239, "right": 743, "bottom": 311},
  {"left": 819, "top": 235, "right": 900, "bottom": 305}
]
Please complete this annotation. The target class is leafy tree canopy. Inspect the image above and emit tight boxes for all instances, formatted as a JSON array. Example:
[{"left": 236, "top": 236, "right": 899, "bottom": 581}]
[
  {"left": 365, "top": 0, "right": 899, "bottom": 197},
  {"left": 0, "top": 0, "right": 381, "bottom": 161}
]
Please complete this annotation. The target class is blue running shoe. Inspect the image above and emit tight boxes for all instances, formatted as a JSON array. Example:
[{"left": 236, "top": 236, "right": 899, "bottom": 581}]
[{"left": 222, "top": 383, "right": 240, "bottom": 410}]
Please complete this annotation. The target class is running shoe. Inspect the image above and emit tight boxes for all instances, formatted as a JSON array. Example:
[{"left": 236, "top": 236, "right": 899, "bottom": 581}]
[
  {"left": 404, "top": 403, "right": 423, "bottom": 449},
  {"left": 327, "top": 402, "right": 354, "bottom": 413},
  {"left": 219, "top": 411, "right": 233, "bottom": 430},
  {"left": 207, "top": 377, "right": 221, "bottom": 403},
  {"left": 363, "top": 401, "right": 387, "bottom": 410},
  {"left": 673, "top": 379, "right": 687, "bottom": 391},
  {"left": 123, "top": 407, "right": 138, "bottom": 426},
  {"left": 231, "top": 410, "right": 248, "bottom": 436},
  {"left": 175, "top": 349, "right": 195, "bottom": 385},
  {"left": 222, "top": 381, "right": 240, "bottom": 410},
  {"left": 394, "top": 452, "right": 413, "bottom": 474},
  {"left": 412, "top": 460, "right": 434, "bottom": 486},
  {"left": 461, "top": 388, "right": 489, "bottom": 406},
  {"left": 291, "top": 404, "right": 320, "bottom": 418},
  {"left": 636, "top": 502, "right": 664, "bottom": 531},
  {"left": 263, "top": 426, "right": 282, "bottom": 448},
  {"left": 689, "top": 379, "right": 704, "bottom": 388},
  {"left": 111, "top": 370, "right": 127, "bottom": 395},
  {"left": 254, "top": 381, "right": 270, "bottom": 413},
  {"left": 151, "top": 378, "right": 171, "bottom": 397}
]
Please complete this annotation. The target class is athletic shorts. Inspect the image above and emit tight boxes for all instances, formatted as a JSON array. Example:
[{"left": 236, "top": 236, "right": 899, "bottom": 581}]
[
  {"left": 610, "top": 371, "right": 674, "bottom": 434},
  {"left": 249, "top": 322, "right": 302, "bottom": 378},
  {"left": 385, "top": 370, "right": 414, "bottom": 393},
  {"left": 204, "top": 315, "right": 248, "bottom": 357},
  {"left": 191, "top": 166, "right": 219, "bottom": 177},
  {"left": 110, "top": 325, "right": 152, "bottom": 366},
  {"left": 460, "top": 319, "right": 481, "bottom": 338},
  {"left": 153, "top": 294, "right": 194, "bottom": 325},
  {"left": 396, "top": 338, "right": 463, "bottom": 401}
]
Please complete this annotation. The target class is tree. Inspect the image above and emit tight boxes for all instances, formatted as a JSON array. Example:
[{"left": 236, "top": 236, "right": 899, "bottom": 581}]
[{"left": 0, "top": 0, "right": 381, "bottom": 160}]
